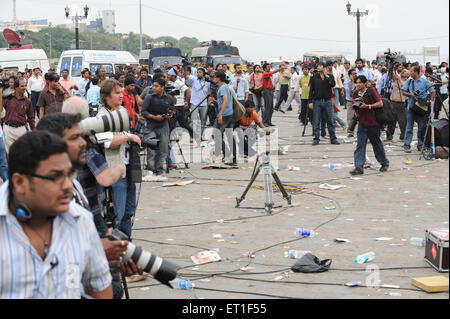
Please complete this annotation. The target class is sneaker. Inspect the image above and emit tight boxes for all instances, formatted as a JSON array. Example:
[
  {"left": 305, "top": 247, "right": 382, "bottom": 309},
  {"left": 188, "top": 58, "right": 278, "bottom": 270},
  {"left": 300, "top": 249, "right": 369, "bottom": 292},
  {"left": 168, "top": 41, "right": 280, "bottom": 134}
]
[
  {"left": 350, "top": 169, "right": 364, "bottom": 176},
  {"left": 380, "top": 165, "right": 389, "bottom": 173},
  {"left": 312, "top": 141, "right": 320, "bottom": 146},
  {"left": 142, "top": 172, "right": 159, "bottom": 182},
  {"left": 347, "top": 133, "right": 354, "bottom": 138},
  {"left": 168, "top": 164, "right": 178, "bottom": 169},
  {"left": 404, "top": 147, "right": 412, "bottom": 153},
  {"left": 331, "top": 140, "right": 341, "bottom": 145},
  {"left": 156, "top": 175, "right": 168, "bottom": 182},
  {"left": 279, "top": 109, "right": 286, "bottom": 114}
]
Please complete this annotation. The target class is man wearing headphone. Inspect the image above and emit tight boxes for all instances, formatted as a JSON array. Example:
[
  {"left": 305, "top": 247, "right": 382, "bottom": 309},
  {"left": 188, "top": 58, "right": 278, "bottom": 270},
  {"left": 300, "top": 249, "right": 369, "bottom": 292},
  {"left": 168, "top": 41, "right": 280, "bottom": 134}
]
[{"left": 0, "top": 131, "right": 113, "bottom": 298}]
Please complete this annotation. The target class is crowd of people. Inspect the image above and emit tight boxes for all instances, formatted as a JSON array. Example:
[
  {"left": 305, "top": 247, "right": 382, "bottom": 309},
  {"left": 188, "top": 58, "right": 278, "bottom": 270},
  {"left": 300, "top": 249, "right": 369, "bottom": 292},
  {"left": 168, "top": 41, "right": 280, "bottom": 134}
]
[{"left": 0, "top": 54, "right": 448, "bottom": 298}]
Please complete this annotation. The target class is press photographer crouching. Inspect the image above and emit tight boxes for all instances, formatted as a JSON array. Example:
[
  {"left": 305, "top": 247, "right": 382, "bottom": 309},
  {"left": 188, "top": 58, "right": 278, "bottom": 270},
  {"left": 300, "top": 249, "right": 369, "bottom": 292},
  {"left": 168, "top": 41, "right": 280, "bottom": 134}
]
[
  {"left": 350, "top": 75, "right": 390, "bottom": 176},
  {"left": 141, "top": 78, "right": 175, "bottom": 182}
]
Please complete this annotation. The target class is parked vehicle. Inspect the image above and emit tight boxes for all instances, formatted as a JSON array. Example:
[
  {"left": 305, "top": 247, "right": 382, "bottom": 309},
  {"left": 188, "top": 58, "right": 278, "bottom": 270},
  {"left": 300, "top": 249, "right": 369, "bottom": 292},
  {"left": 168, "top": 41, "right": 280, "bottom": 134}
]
[{"left": 57, "top": 50, "right": 138, "bottom": 82}]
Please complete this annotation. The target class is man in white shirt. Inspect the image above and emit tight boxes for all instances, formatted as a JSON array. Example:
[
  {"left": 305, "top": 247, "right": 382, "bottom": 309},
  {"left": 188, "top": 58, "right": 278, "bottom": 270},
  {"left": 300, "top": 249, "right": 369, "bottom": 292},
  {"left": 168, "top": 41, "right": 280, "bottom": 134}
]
[
  {"left": 27, "top": 68, "right": 45, "bottom": 119},
  {"left": 280, "top": 67, "right": 301, "bottom": 113},
  {"left": 77, "top": 69, "right": 91, "bottom": 99}
]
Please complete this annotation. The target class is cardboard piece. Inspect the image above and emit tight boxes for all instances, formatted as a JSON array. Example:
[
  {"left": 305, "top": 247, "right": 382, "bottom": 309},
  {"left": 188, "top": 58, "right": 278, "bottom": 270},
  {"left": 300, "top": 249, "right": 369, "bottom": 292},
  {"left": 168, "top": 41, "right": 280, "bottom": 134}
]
[{"left": 411, "top": 276, "right": 449, "bottom": 293}]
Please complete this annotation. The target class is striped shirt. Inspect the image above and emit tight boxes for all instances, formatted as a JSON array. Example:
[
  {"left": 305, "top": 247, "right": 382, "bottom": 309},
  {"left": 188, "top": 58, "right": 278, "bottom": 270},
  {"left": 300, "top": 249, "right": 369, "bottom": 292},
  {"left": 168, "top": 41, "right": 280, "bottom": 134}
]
[{"left": 0, "top": 182, "right": 112, "bottom": 299}]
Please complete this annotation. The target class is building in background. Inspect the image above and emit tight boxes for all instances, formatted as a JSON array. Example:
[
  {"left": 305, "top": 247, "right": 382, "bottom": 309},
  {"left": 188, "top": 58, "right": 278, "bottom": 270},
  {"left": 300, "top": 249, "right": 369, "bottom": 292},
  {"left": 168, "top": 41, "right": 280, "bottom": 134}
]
[
  {"left": 101, "top": 10, "right": 116, "bottom": 34},
  {"left": 0, "top": 19, "right": 51, "bottom": 32}
]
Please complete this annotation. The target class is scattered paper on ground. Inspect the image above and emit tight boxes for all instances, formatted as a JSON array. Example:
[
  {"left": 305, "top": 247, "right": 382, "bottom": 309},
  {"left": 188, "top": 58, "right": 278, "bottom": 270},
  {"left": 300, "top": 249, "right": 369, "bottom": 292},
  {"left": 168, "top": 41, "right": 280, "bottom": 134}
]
[
  {"left": 191, "top": 251, "right": 222, "bottom": 265},
  {"left": 320, "top": 184, "right": 346, "bottom": 191},
  {"left": 163, "top": 180, "right": 194, "bottom": 187}
]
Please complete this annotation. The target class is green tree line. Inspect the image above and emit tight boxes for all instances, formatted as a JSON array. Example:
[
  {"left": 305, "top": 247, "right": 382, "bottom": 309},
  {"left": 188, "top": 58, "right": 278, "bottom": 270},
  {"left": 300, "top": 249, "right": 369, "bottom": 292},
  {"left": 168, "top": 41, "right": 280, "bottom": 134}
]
[{"left": 0, "top": 27, "right": 200, "bottom": 58}]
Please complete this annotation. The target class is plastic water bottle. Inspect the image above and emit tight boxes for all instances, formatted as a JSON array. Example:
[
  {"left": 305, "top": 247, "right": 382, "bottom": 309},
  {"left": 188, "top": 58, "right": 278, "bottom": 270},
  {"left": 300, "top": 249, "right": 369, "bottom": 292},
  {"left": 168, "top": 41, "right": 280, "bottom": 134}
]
[
  {"left": 170, "top": 279, "right": 194, "bottom": 290},
  {"left": 284, "top": 250, "right": 311, "bottom": 259},
  {"left": 329, "top": 164, "right": 335, "bottom": 170},
  {"left": 294, "top": 228, "right": 318, "bottom": 238},
  {"left": 410, "top": 237, "right": 426, "bottom": 247},
  {"left": 354, "top": 252, "right": 376, "bottom": 264}
]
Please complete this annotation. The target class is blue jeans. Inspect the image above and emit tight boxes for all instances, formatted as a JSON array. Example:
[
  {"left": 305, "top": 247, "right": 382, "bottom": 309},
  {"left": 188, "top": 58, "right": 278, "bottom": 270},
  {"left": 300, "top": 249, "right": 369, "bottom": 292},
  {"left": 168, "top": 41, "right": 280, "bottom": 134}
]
[
  {"left": 0, "top": 138, "right": 8, "bottom": 182},
  {"left": 404, "top": 108, "right": 426, "bottom": 150},
  {"left": 112, "top": 177, "right": 137, "bottom": 239},
  {"left": 354, "top": 123, "right": 389, "bottom": 173},
  {"left": 333, "top": 111, "right": 346, "bottom": 127},
  {"left": 313, "top": 99, "right": 337, "bottom": 142}
]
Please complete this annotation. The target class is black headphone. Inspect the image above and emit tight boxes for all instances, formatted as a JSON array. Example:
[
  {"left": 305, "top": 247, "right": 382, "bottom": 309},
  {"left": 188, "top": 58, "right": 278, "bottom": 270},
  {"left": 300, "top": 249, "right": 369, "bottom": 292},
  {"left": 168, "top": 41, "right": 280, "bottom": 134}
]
[{"left": 13, "top": 198, "right": 33, "bottom": 223}]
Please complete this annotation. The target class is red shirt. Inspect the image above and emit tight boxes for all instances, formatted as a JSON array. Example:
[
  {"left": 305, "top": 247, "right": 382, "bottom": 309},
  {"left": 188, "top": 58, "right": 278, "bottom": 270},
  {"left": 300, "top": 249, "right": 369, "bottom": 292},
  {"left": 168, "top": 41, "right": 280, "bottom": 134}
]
[
  {"left": 352, "top": 87, "right": 381, "bottom": 127},
  {"left": 122, "top": 89, "right": 137, "bottom": 128},
  {"left": 262, "top": 72, "right": 274, "bottom": 90}
]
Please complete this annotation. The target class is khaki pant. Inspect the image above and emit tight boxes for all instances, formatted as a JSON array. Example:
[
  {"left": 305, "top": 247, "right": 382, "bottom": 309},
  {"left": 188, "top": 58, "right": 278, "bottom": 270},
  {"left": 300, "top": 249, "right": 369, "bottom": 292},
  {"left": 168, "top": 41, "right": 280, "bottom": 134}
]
[{"left": 4, "top": 124, "right": 28, "bottom": 154}]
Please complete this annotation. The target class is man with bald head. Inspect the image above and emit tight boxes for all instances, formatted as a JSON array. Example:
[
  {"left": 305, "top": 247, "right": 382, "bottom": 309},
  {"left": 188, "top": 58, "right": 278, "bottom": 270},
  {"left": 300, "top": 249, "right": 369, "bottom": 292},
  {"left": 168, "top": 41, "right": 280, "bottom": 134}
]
[{"left": 62, "top": 96, "right": 90, "bottom": 120}]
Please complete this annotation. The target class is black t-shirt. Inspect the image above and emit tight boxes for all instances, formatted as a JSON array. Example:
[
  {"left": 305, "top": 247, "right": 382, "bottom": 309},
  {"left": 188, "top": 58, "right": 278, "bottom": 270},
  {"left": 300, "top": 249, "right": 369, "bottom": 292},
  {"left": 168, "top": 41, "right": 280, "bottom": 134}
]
[{"left": 141, "top": 93, "right": 174, "bottom": 129}]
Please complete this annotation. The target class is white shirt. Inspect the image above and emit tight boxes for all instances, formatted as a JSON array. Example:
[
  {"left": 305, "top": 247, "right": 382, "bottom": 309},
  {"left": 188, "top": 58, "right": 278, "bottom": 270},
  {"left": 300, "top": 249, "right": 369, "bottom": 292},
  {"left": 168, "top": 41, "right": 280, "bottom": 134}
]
[
  {"left": 27, "top": 75, "right": 45, "bottom": 93},
  {"left": 0, "top": 182, "right": 112, "bottom": 298},
  {"left": 77, "top": 78, "right": 90, "bottom": 99},
  {"left": 169, "top": 79, "right": 188, "bottom": 107},
  {"left": 289, "top": 73, "right": 300, "bottom": 91}
]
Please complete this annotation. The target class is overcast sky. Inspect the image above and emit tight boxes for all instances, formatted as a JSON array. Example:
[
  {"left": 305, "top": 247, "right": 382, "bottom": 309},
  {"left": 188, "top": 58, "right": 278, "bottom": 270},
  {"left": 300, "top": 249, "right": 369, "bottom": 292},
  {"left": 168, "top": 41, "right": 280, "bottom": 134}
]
[{"left": 1, "top": 0, "right": 449, "bottom": 62}]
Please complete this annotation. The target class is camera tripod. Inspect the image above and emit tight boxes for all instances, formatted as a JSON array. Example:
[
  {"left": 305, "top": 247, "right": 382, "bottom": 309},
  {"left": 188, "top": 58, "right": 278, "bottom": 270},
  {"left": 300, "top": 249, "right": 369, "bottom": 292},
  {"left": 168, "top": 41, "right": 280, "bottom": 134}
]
[{"left": 236, "top": 152, "right": 292, "bottom": 213}]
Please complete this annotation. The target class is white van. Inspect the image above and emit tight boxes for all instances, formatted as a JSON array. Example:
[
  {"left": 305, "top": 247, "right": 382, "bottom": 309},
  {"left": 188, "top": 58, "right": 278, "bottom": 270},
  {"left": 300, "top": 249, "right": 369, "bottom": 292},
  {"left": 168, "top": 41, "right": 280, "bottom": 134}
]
[
  {"left": 0, "top": 49, "right": 50, "bottom": 74},
  {"left": 57, "top": 50, "right": 138, "bottom": 83}
]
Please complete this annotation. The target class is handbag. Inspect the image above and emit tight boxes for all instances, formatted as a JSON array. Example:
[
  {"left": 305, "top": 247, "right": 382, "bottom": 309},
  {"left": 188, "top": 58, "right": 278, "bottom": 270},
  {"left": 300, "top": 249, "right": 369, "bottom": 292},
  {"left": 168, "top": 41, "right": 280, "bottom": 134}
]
[
  {"left": 410, "top": 79, "right": 431, "bottom": 116},
  {"left": 291, "top": 253, "right": 332, "bottom": 273},
  {"left": 228, "top": 85, "right": 246, "bottom": 122},
  {"left": 250, "top": 74, "right": 262, "bottom": 96}
]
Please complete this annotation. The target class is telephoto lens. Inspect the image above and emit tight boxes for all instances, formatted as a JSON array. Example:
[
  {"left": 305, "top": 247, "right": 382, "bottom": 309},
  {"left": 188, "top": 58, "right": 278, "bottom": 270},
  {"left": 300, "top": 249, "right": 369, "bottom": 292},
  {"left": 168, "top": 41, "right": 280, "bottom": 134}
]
[{"left": 110, "top": 229, "right": 180, "bottom": 287}]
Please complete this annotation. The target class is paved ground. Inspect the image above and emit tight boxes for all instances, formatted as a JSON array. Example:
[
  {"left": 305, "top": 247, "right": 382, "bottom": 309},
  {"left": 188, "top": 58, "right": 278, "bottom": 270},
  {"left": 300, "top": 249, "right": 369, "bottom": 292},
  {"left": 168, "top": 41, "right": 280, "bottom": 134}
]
[{"left": 126, "top": 104, "right": 449, "bottom": 299}]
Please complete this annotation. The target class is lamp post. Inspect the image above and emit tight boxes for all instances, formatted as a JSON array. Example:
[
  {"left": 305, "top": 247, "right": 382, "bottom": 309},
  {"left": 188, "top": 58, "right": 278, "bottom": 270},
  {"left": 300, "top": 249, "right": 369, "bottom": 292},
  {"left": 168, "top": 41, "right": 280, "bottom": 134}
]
[
  {"left": 65, "top": 5, "right": 89, "bottom": 50},
  {"left": 45, "top": 32, "right": 52, "bottom": 59},
  {"left": 346, "top": 2, "right": 369, "bottom": 60}
]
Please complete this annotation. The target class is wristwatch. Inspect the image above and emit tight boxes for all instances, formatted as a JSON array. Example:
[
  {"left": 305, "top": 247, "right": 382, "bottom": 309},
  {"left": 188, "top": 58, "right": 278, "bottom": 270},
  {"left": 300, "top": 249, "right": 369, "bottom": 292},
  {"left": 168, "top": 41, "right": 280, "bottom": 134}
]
[{"left": 369, "top": 104, "right": 372, "bottom": 110}]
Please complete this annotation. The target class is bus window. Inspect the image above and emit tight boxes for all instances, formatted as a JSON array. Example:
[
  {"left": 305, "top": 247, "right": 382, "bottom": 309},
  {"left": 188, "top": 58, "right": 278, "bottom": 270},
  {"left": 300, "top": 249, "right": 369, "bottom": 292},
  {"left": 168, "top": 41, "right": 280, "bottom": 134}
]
[
  {"left": 90, "top": 64, "right": 113, "bottom": 77},
  {"left": 60, "top": 57, "right": 71, "bottom": 76},
  {"left": 71, "top": 56, "right": 83, "bottom": 77}
]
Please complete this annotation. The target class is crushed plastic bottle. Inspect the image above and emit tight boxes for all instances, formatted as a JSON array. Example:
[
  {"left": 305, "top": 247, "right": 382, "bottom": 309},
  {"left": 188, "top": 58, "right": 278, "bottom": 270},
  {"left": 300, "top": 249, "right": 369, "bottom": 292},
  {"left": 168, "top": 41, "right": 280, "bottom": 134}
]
[
  {"left": 410, "top": 237, "right": 426, "bottom": 247},
  {"left": 354, "top": 252, "right": 376, "bottom": 264},
  {"left": 284, "top": 250, "right": 311, "bottom": 259},
  {"left": 170, "top": 279, "right": 194, "bottom": 290},
  {"left": 294, "top": 228, "right": 318, "bottom": 238}
]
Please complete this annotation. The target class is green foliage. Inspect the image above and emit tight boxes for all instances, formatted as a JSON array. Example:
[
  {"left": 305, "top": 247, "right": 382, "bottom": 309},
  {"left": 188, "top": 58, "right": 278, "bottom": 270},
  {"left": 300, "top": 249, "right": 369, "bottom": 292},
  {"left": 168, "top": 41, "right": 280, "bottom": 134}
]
[{"left": 0, "top": 27, "right": 199, "bottom": 59}]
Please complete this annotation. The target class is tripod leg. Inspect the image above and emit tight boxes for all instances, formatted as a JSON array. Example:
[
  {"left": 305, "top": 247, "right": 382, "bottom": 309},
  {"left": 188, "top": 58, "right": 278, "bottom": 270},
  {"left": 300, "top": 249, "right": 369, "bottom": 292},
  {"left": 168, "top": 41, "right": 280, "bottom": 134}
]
[
  {"left": 236, "top": 165, "right": 261, "bottom": 208},
  {"left": 272, "top": 172, "right": 292, "bottom": 206},
  {"left": 177, "top": 140, "right": 189, "bottom": 169}
]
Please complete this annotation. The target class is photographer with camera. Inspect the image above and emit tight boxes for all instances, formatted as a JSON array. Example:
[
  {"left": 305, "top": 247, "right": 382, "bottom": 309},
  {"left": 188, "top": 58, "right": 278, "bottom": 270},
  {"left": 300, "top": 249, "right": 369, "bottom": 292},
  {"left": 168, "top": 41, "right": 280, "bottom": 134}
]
[
  {"left": 387, "top": 68, "right": 409, "bottom": 141},
  {"left": 402, "top": 66, "right": 436, "bottom": 153},
  {"left": 96, "top": 80, "right": 142, "bottom": 242},
  {"left": 141, "top": 78, "right": 174, "bottom": 182},
  {"left": 350, "top": 75, "right": 390, "bottom": 176},
  {"left": 167, "top": 68, "right": 193, "bottom": 139}
]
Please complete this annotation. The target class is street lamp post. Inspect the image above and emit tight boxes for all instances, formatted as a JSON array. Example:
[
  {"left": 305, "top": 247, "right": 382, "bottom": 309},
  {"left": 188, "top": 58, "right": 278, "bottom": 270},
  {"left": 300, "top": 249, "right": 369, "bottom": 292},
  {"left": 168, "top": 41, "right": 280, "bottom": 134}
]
[
  {"left": 65, "top": 5, "right": 89, "bottom": 50},
  {"left": 346, "top": 2, "right": 369, "bottom": 60}
]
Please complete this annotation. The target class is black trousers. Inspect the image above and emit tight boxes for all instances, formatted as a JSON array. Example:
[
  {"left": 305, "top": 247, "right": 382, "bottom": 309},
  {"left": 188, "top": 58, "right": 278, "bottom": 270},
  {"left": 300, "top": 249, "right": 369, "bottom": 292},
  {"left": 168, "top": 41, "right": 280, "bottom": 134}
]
[{"left": 275, "top": 84, "right": 289, "bottom": 110}]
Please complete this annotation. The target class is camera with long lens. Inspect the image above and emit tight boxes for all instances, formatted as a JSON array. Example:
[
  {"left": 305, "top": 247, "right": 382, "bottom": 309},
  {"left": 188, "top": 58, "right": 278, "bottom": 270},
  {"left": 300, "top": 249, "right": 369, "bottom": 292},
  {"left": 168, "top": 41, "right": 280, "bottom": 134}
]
[
  {"left": 79, "top": 108, "right": 131, "bottom": 137},
  {"left": 165, "top": 84, "right": 180, "bottom": 96},
  {"left": 348, "top": 97, "right": 363, "bottom": 132},
  {"left": 109, "top": 229, "right": 180, "bottom": 287},
  {"left": 134, "top": 119, "right": 160, "bottom": 151}
]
